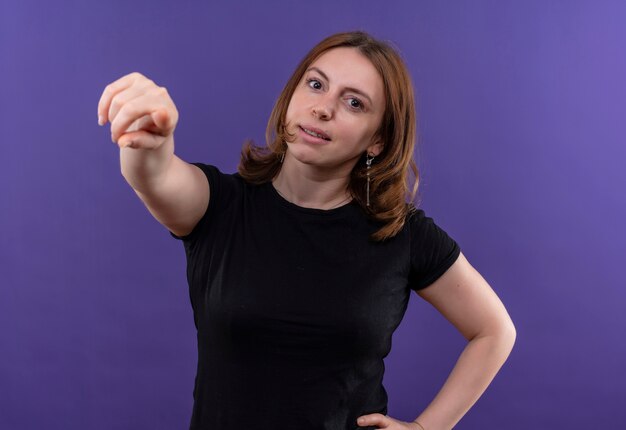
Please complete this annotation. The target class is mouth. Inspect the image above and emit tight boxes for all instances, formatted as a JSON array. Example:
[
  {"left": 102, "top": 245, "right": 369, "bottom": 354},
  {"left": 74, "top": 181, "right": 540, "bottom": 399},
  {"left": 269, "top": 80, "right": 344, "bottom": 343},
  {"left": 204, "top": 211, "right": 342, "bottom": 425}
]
[{"left": 299, "top": 125, "right": 331, "bottom": 141}]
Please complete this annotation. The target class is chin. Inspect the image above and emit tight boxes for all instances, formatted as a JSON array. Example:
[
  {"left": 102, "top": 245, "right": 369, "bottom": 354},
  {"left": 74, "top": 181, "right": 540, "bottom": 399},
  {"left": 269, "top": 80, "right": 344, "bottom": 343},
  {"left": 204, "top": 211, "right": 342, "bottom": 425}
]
[{"left": 287, "top": 146, "right": 317, "bottom": 163}]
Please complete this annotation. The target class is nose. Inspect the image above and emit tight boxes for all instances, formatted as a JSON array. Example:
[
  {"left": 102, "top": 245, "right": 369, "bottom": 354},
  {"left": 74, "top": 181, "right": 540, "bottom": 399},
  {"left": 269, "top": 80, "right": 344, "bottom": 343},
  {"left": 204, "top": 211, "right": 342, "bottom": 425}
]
[{"left": 312, "top": 100, "right": 333, "bottom": 120}]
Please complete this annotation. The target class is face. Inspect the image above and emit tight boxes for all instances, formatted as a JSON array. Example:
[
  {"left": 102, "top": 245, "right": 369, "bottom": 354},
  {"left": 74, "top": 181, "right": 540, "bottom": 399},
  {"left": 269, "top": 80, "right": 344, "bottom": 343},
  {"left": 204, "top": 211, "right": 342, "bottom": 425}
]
[{"left": 283, "top": 47, "right": 385, "bottom": 173}]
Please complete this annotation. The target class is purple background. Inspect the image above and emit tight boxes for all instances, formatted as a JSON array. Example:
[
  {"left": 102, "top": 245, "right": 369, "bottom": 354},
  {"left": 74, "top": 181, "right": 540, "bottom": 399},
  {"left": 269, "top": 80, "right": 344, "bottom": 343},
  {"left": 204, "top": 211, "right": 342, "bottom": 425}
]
[{"left": 1, "top": 1, "right": 625, "bottom": 429}]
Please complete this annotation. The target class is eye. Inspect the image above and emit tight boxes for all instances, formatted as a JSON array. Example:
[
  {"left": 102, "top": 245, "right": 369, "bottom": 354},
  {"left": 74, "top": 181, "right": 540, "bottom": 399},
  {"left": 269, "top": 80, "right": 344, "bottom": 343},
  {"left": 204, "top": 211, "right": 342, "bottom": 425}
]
[
  {"left": 348, "top": 97, "right": 364, "bottom": 111},
  {"left": 306, "top": 78, "right": 322, "bottom": 90}
]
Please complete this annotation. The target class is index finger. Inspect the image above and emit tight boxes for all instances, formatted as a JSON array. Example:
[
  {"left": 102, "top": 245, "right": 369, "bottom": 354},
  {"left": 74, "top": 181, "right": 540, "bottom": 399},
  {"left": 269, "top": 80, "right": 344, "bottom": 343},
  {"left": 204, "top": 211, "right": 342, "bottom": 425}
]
[{"left": 97, "top": 72, "right": 143, "bottom": 126}]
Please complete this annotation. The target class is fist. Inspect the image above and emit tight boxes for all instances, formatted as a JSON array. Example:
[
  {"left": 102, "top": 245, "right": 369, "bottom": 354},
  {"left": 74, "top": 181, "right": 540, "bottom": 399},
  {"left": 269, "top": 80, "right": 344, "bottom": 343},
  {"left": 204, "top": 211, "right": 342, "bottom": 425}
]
[{"left": 97, "top": 72, "right": 179, "bottom": 149}]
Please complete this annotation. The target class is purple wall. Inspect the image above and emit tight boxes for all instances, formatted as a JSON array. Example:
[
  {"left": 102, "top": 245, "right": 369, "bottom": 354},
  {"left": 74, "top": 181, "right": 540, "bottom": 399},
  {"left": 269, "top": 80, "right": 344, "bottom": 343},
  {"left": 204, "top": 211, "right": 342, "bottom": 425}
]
[{"left": 2, "top": 1, "right": 625, "bottom": 428}]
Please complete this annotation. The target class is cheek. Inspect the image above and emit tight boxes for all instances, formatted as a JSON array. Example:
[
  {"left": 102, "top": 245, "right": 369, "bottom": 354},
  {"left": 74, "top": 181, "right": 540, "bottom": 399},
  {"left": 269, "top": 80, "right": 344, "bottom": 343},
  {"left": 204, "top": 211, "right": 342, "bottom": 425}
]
[
  {"left": 285, "top": 92, "right": 304, "bottom": 117},
  {"left": 287, "top": 91, "right": 306, "bottom": 112},
  {"left": 347, "top": 124, "right": 379, "bottom": 148}
]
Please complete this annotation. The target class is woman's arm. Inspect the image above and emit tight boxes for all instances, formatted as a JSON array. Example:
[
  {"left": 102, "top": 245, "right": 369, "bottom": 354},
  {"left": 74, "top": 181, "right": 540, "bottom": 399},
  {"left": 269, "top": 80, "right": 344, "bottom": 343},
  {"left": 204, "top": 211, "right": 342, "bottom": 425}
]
[
  {"left": 412, "top": 252, "right": 516, "bottom": 430},
  {"left": 98, "top": 72, "right": 209, "bottom": 237}
]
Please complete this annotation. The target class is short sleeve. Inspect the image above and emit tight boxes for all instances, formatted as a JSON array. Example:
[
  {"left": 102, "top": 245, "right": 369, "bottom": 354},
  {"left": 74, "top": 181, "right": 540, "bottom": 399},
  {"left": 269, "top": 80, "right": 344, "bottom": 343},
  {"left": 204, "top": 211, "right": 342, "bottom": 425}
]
[
  {"left": 168, "top": 162, "right": 229, "bottom": 244},
  {"left": 408, "top": 208, "right": 461, "bottom": 291}
]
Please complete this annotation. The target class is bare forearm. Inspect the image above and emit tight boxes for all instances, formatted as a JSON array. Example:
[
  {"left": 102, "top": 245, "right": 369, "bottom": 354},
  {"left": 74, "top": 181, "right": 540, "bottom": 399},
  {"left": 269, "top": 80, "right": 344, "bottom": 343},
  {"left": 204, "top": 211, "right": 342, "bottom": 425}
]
[
  {"left": 120, "top": 135, "right": 175, "bottom": 194},
  {"left": 413, "top": 330, "right": 516, "bottom": 430}
]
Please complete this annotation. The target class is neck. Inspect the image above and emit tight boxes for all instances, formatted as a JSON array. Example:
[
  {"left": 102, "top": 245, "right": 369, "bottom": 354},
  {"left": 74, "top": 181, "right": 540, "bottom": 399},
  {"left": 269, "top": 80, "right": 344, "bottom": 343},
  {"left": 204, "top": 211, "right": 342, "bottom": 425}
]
[{"left": 272, "top": 154, "right": 353, "bottom": 210}]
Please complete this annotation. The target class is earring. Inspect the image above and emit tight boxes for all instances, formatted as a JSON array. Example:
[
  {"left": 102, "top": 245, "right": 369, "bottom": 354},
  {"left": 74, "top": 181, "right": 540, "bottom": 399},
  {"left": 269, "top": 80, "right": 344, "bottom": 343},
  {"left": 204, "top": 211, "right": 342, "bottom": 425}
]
[{"left": 366, "top": 153, "right": 375, "bottom": 207}]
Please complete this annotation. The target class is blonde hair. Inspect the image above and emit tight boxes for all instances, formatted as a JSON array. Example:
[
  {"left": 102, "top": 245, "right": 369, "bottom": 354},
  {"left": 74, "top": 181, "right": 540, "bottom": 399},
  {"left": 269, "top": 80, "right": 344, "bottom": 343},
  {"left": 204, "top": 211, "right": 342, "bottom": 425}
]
[{"left": 238, "top": 31, "right": 419, "bottom": 241}]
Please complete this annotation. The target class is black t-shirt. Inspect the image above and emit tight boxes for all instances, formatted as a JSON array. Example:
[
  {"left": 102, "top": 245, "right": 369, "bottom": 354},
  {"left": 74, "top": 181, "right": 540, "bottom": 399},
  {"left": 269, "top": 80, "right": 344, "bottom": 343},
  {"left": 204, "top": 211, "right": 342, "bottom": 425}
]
[{"left": 170, "top": 163, "right": 461, "bottom": 430}]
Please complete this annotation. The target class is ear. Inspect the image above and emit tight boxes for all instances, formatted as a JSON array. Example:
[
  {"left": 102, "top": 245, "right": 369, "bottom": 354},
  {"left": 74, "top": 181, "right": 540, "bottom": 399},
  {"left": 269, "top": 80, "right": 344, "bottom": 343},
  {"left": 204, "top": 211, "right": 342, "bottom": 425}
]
[{"left": 366, "top": 139, "right": 384, "bottom": 157}]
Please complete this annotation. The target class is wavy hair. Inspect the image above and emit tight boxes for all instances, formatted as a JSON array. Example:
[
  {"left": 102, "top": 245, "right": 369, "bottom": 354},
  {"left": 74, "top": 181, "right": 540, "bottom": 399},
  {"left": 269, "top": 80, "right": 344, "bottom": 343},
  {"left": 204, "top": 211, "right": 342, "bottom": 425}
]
[{"left": 237, "top": 31, "right": 419, "bottom": 241}]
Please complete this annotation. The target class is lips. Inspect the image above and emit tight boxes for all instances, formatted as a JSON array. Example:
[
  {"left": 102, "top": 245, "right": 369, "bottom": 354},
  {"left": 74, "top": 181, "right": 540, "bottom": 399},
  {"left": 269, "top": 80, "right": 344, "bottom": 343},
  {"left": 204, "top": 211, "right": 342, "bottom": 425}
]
[{"left": 299, "top": 125, "right": 331, "bottom": 141}]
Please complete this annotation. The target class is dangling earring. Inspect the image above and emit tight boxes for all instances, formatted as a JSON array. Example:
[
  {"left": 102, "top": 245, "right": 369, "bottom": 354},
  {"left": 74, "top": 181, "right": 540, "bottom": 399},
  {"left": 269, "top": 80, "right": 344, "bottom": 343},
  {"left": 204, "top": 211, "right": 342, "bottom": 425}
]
[
  {"left": 280, "top": 152, "right": 285, "bottom": 163},
  {"left": 366, "top": 153, "right": 375, "bottom": 207}
]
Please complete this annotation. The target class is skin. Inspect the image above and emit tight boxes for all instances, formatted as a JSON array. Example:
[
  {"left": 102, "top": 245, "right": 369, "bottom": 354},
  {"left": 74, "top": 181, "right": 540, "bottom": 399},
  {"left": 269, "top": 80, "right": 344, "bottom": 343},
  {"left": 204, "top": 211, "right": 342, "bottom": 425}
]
[
  {"left": 98, "top": 51, "right": 516, "bottom": 430},
  {"left": 272, "top": 47, "right": 384, "bottom": 209},
  {"left": 357, "top": 251, "right": 516, "bottom": 429},
  {"left": 274, "top": 49, "right": 517, "bottom": 430},
  {"left": 96, "top": 73, "right": 210, "bottom": 239}
]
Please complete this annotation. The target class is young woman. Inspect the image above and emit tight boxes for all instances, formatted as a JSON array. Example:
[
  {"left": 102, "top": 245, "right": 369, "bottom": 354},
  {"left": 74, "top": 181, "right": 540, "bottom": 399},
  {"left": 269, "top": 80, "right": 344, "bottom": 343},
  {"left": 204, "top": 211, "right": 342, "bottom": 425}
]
[{"left": 97, "top": 31, "right": 515, "bottom": 430}]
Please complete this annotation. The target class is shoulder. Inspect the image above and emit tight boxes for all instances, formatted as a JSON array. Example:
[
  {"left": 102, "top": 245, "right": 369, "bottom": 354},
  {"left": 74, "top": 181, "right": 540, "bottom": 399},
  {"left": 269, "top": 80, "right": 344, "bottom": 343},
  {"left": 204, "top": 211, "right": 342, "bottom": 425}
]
[
  {"left": 404, "top": 204, "right": 429, "bottom": 231},
  {"left": 192, "top": 162, "right": 241, "bottom": 182},
  {"left": 404, "top": 203, "right": 452, "bottom": 234},
  {"left": 405, "top": 203, "right": 461, "bottom": 290},
  {"left": 191, "top": 163, "right": 250, "bottom": 192}
]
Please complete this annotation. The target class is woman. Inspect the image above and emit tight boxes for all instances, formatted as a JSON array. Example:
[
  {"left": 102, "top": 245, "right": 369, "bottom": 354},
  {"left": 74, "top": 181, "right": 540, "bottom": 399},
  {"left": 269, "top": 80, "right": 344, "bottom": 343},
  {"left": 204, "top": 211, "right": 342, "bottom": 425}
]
[{"left": 97, "top": 31, "right": 516, "bottom": 430}]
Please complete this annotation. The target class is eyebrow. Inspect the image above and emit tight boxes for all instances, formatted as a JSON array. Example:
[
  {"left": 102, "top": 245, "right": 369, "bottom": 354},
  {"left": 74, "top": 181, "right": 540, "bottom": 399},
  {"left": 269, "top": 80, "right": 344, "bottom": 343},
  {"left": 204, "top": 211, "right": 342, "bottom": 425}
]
[{"left": 305, "top": 66, "right": 373, "bottom": 106}]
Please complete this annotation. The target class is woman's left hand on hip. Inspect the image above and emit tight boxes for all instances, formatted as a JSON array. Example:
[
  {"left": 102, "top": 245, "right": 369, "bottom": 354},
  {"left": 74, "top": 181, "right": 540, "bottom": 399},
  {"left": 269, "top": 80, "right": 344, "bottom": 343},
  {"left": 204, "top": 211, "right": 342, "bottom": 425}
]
[{"left": 356, "top": 413, "right": 423, "bottom": 429}]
